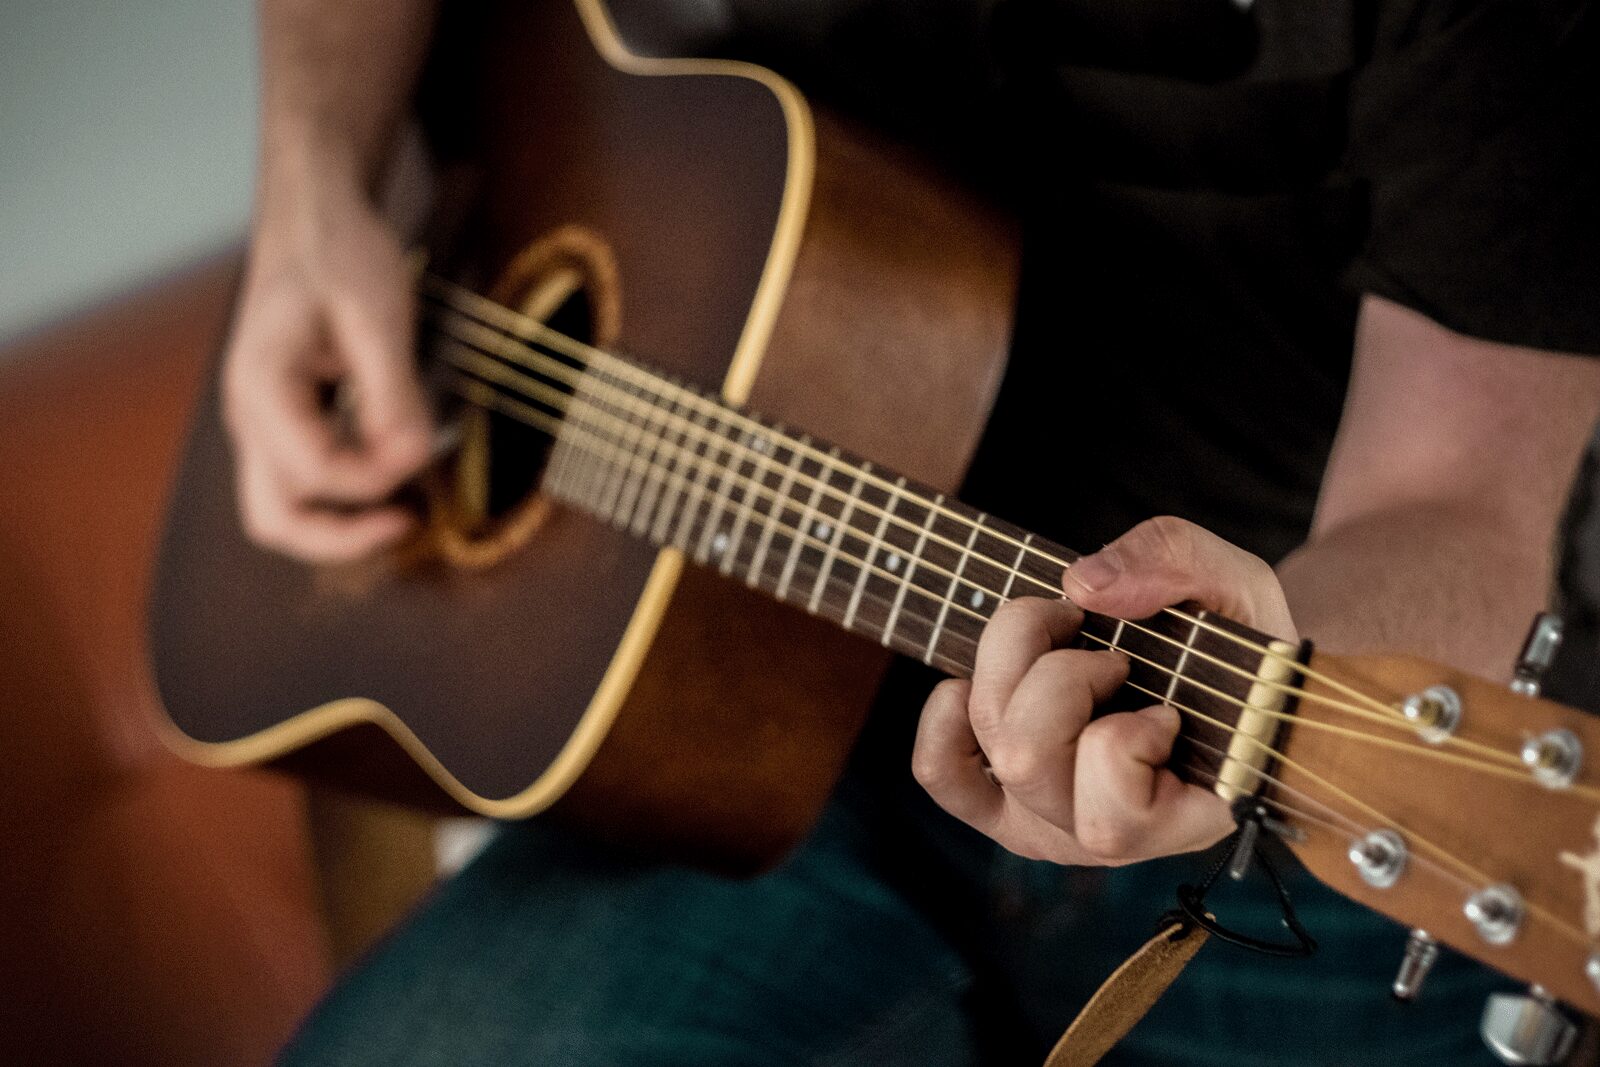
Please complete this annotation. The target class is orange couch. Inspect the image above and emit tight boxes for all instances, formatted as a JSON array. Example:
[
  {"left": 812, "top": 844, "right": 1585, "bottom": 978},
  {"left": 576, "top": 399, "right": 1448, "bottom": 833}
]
[{"left": 0, "top": 257, "right": 332, "bottom": 1066}]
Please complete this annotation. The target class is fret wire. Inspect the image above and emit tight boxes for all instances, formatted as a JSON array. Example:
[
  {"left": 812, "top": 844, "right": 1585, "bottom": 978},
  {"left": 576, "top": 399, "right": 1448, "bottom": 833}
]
[
  {"left": 745, "top": 434, "right": 811, "bottom": 588},
  {"left": 1164, "top": 616, "right": 1203, "bottom": 702},
  {"left": 691, "top": 417, "right": 745, "bottom": 564},
  {"left": 844, "top": 476, "right": 904, "bottom": 631},
  {"left": 808, "top": 461, "right": 869, "bottom": 614},
  {"left": 650, "top": 403, "right": 710, "bottom": 546},
  {"left": 882, "top": 495, "right": 944, "bottom": 650},
  {"left": 997, "top": 532, "right": 1034, "bottom": 602},
  {"left": 594, "top": 374, "right": 648, "bottom": 521},
  {"left": 717, "top": 424, "right": 785, "bottom": 577},
  {"left": 925, "top": 513, "right": 985, "bottom": 666},
  {"left": 627, "top": 386, "right": 683, "bottom": 538},
  {"left": 668, "top": 402, "right": 730, "bottom": 553},
  {"left": 559, "top": 391, "right": 610, "bottom": 512},
  {"left": 774, "top": 446, "right": 838, "bottom": 601},
  {"left": 611, "top": 375, "right": 671, "bottom": 531}
]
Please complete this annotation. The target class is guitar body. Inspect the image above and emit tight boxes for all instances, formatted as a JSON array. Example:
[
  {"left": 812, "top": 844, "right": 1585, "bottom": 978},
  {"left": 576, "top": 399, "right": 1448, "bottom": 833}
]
[{"left": 151, "top": 0, "right": 1017, "bottom": 869}]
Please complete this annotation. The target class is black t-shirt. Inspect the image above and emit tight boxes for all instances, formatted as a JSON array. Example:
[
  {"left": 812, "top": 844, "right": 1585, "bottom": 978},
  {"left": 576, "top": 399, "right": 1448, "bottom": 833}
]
[{"left": 667, "top": 0, "right": 1600, "bottom": 565}]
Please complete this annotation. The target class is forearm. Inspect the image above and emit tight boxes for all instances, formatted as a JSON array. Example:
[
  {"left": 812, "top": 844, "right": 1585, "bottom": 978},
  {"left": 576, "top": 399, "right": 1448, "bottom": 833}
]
[
  {"left": 1277, "top": 503, "right": 1555, "bottom": 678},
  {"left": 257, "top": 0, "right": 440, "bottom": 206}
]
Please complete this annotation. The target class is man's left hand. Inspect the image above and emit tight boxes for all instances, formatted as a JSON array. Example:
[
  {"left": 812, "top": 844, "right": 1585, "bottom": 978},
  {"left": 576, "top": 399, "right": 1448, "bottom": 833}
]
[{"left": 911, "top": 515, "right": 1297, "bottom": 866}]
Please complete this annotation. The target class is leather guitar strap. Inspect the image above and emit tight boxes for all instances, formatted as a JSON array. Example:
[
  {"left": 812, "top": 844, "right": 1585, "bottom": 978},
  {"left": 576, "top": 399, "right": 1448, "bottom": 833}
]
[{"left": 1041, "top": 919, "right": 1209, "bottom": 1067}]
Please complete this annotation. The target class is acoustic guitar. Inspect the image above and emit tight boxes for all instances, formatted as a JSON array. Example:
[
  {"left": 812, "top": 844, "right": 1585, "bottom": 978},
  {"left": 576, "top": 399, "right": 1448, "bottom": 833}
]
[{"left": 151, "top": 0, "right": 1600, "bottom": 1035}]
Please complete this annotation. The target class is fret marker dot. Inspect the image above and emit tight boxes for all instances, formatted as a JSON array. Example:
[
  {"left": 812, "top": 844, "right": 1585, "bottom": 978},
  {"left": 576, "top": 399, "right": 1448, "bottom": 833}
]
[
  {"left": 711, "top": 532, "right": 729, "bottom": 556},
  {"left": 815, "top": 521, "right": 832, "bottom": 540},
  {"left": 886, "top": 553, "right": 903, "bottom": 572},
  {"left": 970, "top": 589, "right": 985, "bottom": 609}
]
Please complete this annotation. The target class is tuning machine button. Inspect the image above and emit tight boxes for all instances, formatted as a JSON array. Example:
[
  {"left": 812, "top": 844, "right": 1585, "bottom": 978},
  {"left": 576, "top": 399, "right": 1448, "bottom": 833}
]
[
  {"left": 1392, "top": 928, "right": 1438, "bottom": 1002},
  {"left": 1481, "top": 987, "right": 1577, "bottom": 1066},
  {"left": 1349, "top": 829, "right": 1407, "bottom": 889},
  {"left": 1401, "top": 685, "right": 1461, "bottom": 743},
  {"left": 1465, "top": 884, "right": 1524, "bottom": 946},
  {"left": 1522, "top": 729, "right": 1582, "bottom": 790}
]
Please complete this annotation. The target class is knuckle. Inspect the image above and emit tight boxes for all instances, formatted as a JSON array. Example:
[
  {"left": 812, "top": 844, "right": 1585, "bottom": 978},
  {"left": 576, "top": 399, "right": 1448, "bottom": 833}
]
[
  {"left": 986, "top": 740, "right": 1046, "bottom": 790},
  {"left": 1131, "top": 515, "right": 1195, "bottom": 566},
  {"left": 1076, "top": 815, "right": 1139, "bottom": 864},
  {"left": 909, "top": 745, "right": 944, "bottom": 790},
  {"left": 966, "top": 684, "right": 1005, "bottom": 734}
]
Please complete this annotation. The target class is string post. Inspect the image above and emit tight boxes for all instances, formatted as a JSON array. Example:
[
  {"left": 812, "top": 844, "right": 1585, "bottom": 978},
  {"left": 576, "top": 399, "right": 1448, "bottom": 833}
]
[
  {"left": 1400, "top": 684, "right": 1461, "bottom": 744},
  {"left": 1464, "top": 883, "right": 1525, "bottom": 946},
  {"left": 1521, "top": 729, "right": 1582, "bottom": 790},
  {"left": 1348, "top": 829, "right": 1408, "bottom": 890}
]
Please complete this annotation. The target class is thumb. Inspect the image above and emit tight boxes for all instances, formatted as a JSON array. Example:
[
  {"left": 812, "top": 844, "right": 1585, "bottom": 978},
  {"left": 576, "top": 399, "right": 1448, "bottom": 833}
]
[
  {"left": 1062, "top": 516, "right": 1296, "bottom": 640},
  {"left": 329, "top": 236, "right": 433, "bottom": 476}
]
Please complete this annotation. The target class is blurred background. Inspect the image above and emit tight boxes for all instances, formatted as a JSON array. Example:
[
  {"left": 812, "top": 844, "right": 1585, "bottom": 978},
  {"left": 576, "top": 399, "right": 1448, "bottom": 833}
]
[{"left": 0, "top": 0, "right": 254, "bottom": 341}]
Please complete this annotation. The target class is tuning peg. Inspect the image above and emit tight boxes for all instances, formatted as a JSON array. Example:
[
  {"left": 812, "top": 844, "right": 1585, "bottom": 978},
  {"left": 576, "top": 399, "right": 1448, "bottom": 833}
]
[
  {"left": 1512, "top": 613, "right": 1564, "bottom": 698},
  {"left": 1392, "top": 928, "right": 1438, "bottom": 1002},
  {"left": 1481, "top": 987, "right": 1577, "bottom": 1065}
]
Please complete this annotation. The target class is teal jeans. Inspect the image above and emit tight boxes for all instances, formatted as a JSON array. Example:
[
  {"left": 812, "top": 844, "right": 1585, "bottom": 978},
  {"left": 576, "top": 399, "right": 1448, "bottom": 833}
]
[{"left": 280, "top": 736, "right": 1507, "bottom": 1066}]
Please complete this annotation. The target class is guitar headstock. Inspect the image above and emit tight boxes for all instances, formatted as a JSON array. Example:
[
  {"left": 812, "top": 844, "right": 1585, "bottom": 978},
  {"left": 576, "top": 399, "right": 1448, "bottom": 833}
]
[{"left": 1270, "top": 633, "right": 1600, "bottom": 1017}]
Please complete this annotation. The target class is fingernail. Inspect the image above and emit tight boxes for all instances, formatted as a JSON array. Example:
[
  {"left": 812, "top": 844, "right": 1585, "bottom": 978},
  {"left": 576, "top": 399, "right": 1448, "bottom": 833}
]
[
  {"left": 1143, "top": 703, "right": 1180, "bottom": 734},
  {"left": 1067, "top": 546, "right": 1122, "bottom": 593}
]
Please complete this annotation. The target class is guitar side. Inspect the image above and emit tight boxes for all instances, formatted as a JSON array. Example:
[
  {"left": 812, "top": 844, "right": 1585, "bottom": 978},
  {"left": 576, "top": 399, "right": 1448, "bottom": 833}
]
[{"left": 150, "top": 0, "right": 1018, "bottom": 869}]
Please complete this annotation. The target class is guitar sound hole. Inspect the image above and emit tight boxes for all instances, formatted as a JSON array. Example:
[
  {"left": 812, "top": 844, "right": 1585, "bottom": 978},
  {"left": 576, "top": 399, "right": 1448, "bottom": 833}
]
[
  {"left": 479, "top": 288, "right": 591, "bottom": 519},
  {"left": 429, "top": 224, "right": 621, "bottom": 569}
]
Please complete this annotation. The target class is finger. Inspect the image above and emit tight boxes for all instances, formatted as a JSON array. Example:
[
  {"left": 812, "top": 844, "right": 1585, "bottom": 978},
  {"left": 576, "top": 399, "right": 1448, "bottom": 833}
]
[
  {"left": 913, "top": 679, "right": 1005, "bottom": 830},
  {"left": 913, "top": 679, "right": 1099, "bottom": 865},
  {"left": 982, "top": 648, "right": 1127, "bottom": 828},
  {"left": 237, "top": 452, "right": 418, "bottom": 564},
  {"left": 1062, "top": 516, "right": 1296, "bottom": 640},
  {"left": 968, "top": 597, "right": 1083, "bottom": 735},
  {"left": 1073, "top": 705, "right": 1234, "bottom": 864},
  {"left": 327, "top": 239, "right": 434, "bottom": 477},
  {"left": 228, "top": 304, "right": 420, "bottom": 504}
]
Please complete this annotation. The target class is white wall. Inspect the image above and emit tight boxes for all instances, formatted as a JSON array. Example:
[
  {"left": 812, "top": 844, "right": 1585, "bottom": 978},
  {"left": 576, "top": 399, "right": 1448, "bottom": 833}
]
[{"left": 0, "top": 0, "right": 255, "bottom": 341}]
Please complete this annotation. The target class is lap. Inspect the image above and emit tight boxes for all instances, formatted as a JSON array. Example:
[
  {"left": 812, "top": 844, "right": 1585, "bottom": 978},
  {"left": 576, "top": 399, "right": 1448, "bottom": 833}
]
[{"left": 279, "top": 797, "right": 979, "bottom": 1067}]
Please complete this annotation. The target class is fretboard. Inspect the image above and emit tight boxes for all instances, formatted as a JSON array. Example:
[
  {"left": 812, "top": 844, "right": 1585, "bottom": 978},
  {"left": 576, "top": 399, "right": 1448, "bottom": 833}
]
[{"left": 429, "top": 305, "right": 1291, "bottom": 791}]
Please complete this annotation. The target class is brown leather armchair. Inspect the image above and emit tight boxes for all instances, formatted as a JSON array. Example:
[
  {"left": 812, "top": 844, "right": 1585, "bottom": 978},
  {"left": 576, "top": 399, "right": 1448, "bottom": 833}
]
[{"left": 0, "top": 257, "right": 333, "bottom": 1066}]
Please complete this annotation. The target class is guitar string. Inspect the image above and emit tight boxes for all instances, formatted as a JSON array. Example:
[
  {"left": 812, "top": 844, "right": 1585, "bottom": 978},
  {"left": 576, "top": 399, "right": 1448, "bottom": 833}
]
[
  {"left": 447, "top": 372, "right": 1592, "bottom": 949},
  {"left": 1111, "top": 676, "right": 1588, "bottom": 947},
  {"left": 422, "top": 277, "right": 1409, "bottom": 725},
  {"left": 425, "top": 308, "right": 1515, "bottom": 760},
  {"left": 1174, "top": 756, "right": 1482, "bottom": 899},
  {"left": 431, "top": 324, "right": 1536, "bottom": 777},
  {"left": 443, "top": 362, "right": 1599, "bottom": 805}
]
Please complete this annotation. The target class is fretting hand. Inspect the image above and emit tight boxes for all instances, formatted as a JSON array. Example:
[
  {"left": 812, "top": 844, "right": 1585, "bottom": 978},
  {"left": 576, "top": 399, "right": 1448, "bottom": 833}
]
[{"left": 911, "top": 516, "right": 1298, "bottom": 866}]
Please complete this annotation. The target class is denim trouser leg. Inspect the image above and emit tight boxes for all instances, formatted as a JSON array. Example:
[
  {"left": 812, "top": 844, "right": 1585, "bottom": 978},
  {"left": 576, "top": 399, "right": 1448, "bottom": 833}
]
[{"left": 278, "top": 795, "right": 979, "bottom": 1067}]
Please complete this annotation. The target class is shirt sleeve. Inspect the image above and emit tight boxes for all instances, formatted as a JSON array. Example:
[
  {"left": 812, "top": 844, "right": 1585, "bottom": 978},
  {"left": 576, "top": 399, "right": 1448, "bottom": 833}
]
[{"left": 1342, "top": 0, "right": 1600, "bottom": 355}]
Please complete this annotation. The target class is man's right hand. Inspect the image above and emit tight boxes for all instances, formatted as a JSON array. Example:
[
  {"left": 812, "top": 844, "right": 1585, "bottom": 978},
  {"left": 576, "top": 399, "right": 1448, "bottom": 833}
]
[{"left": 222, "top": 174, "right": 435, "bottom": 564}]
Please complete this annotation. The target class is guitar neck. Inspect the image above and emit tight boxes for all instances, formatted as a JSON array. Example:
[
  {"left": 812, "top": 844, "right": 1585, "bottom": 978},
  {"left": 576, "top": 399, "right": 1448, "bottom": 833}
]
[{"left": 428, "top": 294, "right": 1297, "bottom": 786}]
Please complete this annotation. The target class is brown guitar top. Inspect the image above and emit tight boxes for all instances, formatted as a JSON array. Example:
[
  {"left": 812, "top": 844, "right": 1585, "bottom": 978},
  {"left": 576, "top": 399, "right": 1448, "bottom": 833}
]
[{"left": 150, "top": 0, "right": 1018, "bottom": 869}]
